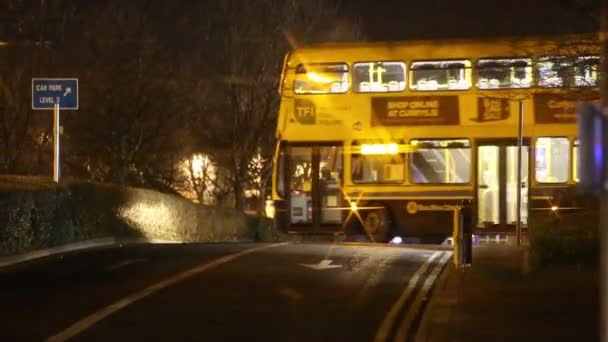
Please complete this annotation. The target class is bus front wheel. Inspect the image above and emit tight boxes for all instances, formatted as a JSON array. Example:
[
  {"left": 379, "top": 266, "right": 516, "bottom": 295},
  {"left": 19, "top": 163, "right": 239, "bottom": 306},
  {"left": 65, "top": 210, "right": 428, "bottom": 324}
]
[{"left": 363, "top": 206, "right": 392, "bottom": 243}]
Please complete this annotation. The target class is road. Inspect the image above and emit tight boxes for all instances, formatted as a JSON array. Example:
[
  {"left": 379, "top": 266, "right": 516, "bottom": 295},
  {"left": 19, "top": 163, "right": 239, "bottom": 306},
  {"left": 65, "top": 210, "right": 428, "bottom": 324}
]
[{"left": 0, "top": 242, "right": 451, "bottom": 341}]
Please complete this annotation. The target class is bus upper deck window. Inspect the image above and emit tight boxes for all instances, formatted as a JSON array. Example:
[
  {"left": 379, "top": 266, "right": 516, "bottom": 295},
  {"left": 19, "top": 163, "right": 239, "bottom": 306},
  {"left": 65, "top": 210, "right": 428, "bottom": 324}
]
[
  {"left": 353, "top": 61, "right": 406, "bottom": 92},
  {"left": 294, "top": 63, "right": 349, "bottom": 94},
  {"left": 537, "top": 56, "right": 575, "bottom": 88},
  {"left": 410, "top": 60, "right": 472, "bottom": 91},
  {"left": 476, "top": 58, "right": 532, "bottom": 89},
  {"left": 574, "top": 56, "right": 599, "bottom": 87}
]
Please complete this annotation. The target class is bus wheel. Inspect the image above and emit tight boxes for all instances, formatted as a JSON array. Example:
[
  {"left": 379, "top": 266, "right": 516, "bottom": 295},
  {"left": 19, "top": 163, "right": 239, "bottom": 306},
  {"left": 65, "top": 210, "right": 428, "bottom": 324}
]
[{"left": 363, "top": 206, "right": 392, "bottom": 243}]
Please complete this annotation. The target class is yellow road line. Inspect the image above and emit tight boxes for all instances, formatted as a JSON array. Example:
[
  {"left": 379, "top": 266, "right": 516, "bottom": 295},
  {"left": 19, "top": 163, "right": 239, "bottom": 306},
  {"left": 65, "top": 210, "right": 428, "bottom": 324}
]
[
  {"left": 374, "top": 251, "right": 442, "bottom": 342},
  {"left": 395, "top": 251, "right": 452, "bottom": 341}
]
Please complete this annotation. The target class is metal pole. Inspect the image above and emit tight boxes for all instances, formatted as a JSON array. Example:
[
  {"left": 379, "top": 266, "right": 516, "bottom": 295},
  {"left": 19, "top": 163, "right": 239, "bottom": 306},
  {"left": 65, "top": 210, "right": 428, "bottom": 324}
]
[
  {"left": 516, "top": 100, "right": 523, "bottom": 247},
  {"left": 53, "top": 102, "right": 60, "bottom": 183},
  {"left": 600, "top": 1, "right": 608, "bottom": 340},
  {"left": 453, "top": 207, "right": 460, "bottom": 267}
]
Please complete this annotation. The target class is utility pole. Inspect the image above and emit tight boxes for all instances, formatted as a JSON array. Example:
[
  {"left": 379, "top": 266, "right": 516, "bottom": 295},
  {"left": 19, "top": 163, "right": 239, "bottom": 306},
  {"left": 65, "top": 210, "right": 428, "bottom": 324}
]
[
  {"left": 516, "top": 100, "right": 524, "bottom": 247},
  {"left": 600, "top": 1, "right": 608, "bottom": 341}
]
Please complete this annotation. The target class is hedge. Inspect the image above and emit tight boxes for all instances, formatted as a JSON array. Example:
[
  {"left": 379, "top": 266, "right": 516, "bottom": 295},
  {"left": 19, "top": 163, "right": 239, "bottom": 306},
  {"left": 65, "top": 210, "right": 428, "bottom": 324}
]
[
  {"left": 528, "top": 196, "right": 598, "bottom": 267},
  {"left": 0, "top": 179, "right": 268, "bottom": 256}
]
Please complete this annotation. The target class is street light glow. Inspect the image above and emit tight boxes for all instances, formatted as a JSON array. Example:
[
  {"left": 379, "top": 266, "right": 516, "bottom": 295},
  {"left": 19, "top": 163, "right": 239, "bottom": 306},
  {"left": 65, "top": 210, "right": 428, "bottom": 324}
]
[
  {"left": 306, "top": 72, "right": 333, "bottom": 83},
  {"left": 361, "top": 143, "right": 398, "bottom": 155}
]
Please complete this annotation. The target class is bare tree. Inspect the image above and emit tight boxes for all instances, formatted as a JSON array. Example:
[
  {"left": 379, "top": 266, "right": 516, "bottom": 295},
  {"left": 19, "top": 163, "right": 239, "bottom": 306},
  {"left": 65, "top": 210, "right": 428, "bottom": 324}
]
[
  {"left": 0, "top": 0, "right": 65, "bottom": 174},
  {"left": 0, "top": 0, "right": 364, "bottom": 204},
  {"left": 188, "top": 0, "right": 364, "bottom": 210},
  {"left": 0, "top": 61, "right": 34, "bottom": 173},
  {"left": 56, "top": 1, "right": 191, "bottom": 190}
]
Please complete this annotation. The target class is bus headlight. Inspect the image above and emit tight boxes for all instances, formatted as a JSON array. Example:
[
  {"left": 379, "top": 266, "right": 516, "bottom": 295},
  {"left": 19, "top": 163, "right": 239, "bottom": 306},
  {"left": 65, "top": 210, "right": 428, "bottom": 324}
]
[{"left": 390, "top": 236, "right": 403, "bottom": 244}]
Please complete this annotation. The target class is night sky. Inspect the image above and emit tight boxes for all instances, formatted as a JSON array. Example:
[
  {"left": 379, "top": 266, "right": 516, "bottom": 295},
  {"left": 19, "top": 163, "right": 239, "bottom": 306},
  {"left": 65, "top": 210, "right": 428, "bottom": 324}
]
[
  {"left": 0, "top": 0, "right": 599, "bottom": 44},
  {"left": 348, "top": 0, "right": 598, "bottom": 40}
]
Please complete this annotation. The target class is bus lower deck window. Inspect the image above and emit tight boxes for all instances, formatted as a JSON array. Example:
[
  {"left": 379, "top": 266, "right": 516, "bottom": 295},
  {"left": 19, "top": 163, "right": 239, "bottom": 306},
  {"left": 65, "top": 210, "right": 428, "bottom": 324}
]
[
  {"left": 573, "top": 138, "right": 579, "bottom": 182},
  {"left": 351, "top": 153, "right": 405, "bottom": 183},
  {"left": 535, "top": 137, "right": 570, "bottom": 183},
  {"left": 409, "top": 139, "right": 471, "bottom": 184}
]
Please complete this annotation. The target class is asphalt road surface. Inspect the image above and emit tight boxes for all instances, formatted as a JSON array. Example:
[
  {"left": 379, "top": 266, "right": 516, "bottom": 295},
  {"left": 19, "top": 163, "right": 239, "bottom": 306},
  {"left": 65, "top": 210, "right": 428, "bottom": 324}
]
[{"left": 0, "top": 242, "right": 451, "bottom": 341}]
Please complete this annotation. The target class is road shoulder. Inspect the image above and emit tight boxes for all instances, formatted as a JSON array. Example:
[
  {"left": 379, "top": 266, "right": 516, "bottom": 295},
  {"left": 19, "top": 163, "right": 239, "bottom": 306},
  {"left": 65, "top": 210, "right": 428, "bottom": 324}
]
[{"left": 0, "top": 237, "right": 182, "bottom": 270}]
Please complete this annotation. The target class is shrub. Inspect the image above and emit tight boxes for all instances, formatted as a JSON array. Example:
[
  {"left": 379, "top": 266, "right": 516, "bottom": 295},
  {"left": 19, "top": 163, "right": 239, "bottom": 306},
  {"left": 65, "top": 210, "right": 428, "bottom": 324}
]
[
  {"left": 251, "top": 215, "right": 293, "bottom": 242},
  {"left": 0, "top": 178, "right": 259, "bottom": 256},
  {"left": 528, "top": 196, "right": 598, "bottom": 267}
]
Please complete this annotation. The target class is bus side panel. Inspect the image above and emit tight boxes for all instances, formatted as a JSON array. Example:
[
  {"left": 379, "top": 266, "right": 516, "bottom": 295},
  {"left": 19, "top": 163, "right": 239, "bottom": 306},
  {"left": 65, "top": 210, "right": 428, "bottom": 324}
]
[{"left": 384, "top": 199, "right": 467, "bottom": 243}]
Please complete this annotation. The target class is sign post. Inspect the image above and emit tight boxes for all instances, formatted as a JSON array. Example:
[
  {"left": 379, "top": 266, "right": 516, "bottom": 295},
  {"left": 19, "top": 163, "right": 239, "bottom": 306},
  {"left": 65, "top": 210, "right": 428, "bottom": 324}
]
[
  {"left": 32, "top": 78, "right": 78, "bottom": 183},
  {"left": 53, "top": 103, "right": 60, "bottom": 182}
]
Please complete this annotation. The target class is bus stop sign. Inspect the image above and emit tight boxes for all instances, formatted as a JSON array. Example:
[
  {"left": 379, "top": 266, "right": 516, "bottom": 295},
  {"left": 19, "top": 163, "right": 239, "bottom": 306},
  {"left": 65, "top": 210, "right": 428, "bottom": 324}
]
[{"left": 32, "top": 78, "right": 79, "bottom": 110}]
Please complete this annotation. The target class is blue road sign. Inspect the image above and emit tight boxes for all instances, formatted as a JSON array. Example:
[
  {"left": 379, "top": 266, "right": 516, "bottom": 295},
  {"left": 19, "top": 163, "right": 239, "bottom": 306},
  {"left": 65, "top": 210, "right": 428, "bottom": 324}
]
[{"left": 32, "top": 78, "right": 79, "bottom": 110}]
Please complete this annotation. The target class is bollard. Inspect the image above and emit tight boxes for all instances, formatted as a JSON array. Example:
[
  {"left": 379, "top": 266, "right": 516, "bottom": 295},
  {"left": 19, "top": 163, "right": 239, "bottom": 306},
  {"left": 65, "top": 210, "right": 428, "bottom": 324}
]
[
  {"left": 460, "top": 200, "right": 473, "bottom": 266},
  {"left": 452, "top": 207, "right": 461, "bottom": 267}
]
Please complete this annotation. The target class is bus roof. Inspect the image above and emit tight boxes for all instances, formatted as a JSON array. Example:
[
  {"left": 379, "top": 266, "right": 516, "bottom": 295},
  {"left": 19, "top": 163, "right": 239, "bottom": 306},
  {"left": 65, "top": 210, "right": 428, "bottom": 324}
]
[{"left": 288, "top": 34, "right": 599, "bottom": 64}]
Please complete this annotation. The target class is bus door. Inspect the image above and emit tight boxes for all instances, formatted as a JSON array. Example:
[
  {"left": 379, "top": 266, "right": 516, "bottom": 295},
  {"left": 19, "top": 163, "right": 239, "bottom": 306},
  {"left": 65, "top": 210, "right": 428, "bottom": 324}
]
[
  {"left": 286, "top": 144, "right": 343, "bottom": 230},
  {"left": 476, "top": 138, "right": 530, "bottom": 231}
]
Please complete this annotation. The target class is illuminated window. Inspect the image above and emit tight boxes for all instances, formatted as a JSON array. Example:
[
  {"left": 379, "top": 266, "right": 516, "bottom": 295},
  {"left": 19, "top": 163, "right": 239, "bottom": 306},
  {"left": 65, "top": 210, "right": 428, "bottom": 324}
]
[
  {"left": 410, "top": 60, "right": 472, "bottom": 91},
  {"left": 294, "top": 63, "right": 349, "bottom": 94},
  {"left": 573, "top": 139, "right": 579, "bottom": 182},
  {"left": 353, "top": 61, "right": 406, "bottom": 92},
  {"left": 574, "top": 56, "right": 599, "bottom": 87},
  {"left": 535, "top": 137, "right": 570, "bottom": 183},
  {"left": 476, "top": 58, "right": 532, "bottom": 89},
  {"left": 409, "top": 139, "right": 471, "bottom": 184},
  {"left": 352, "top": 142, "right": 404, "bottom": 183},
  {"left": 537, "top": 56, "right": 575, "bottom": 88},
  {"left": 319, "top": 146, "right": 343, "bottom": 224},
  {"left": 537, "top": 56, "right": 599, "bottom": 88},
  {"left": 288, "top": 146, "right": 313, "bottom": 224}
]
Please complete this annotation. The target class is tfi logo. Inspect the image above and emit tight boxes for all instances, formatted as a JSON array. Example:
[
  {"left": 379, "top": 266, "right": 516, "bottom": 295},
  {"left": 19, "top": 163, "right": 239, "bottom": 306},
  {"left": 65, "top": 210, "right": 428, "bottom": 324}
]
[{"left": 294, "top": 99, "right": 316, "bottom": 125}]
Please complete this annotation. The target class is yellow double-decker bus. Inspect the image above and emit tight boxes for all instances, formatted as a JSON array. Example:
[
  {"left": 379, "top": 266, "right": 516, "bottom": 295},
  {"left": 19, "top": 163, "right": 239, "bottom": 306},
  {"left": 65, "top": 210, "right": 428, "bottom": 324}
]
[{"left": 271, "top": 35, "right": 598, "bottom": 243}]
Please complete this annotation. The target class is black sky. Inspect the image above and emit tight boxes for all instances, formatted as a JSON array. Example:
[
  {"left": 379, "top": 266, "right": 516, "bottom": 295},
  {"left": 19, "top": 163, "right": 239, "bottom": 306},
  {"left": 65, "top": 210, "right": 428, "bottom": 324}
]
[
  {"left": 0, "top": 0, "right": 599, "bottom": 45},
  {"left": 349, "top": 0, "right": 598, "bottom": 40}
]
